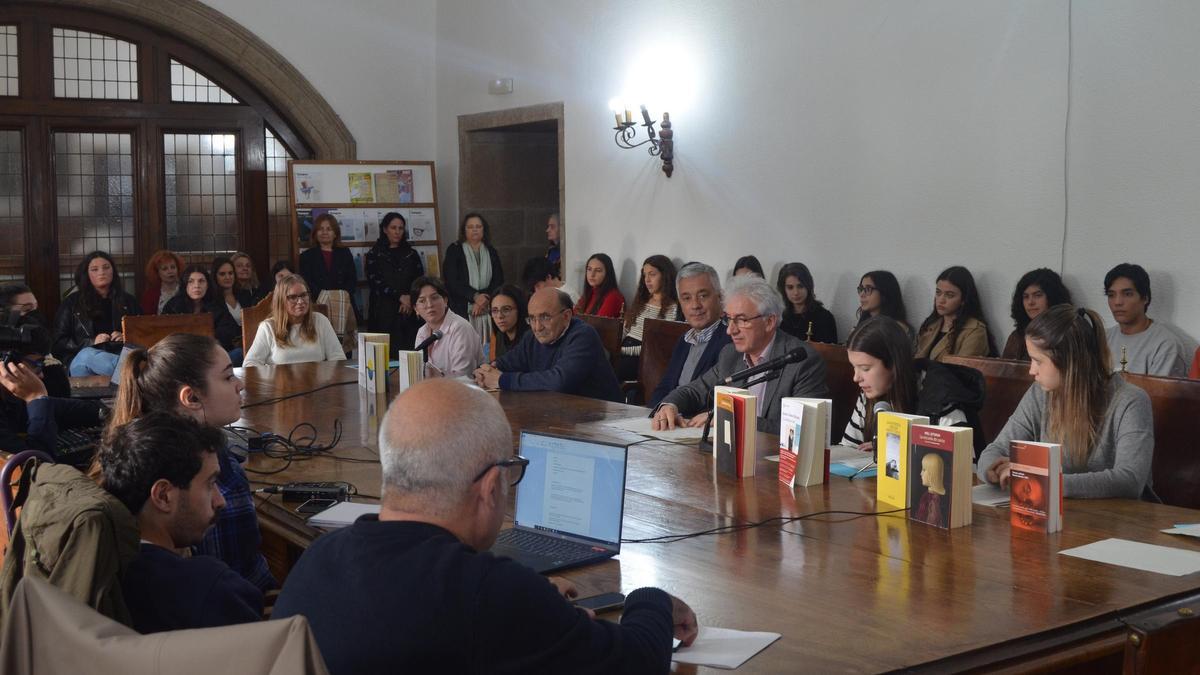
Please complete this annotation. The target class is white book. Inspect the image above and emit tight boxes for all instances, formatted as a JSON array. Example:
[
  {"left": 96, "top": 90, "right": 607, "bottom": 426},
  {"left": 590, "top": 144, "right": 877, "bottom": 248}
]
[{"left": 307, "top": 501, "right": 381, "bottom": 529}]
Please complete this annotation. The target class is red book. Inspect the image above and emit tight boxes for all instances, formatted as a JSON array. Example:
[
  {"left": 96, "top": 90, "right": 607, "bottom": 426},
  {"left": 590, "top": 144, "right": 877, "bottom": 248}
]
[
  {"left": 714, "top": 387, "right": 757, "bottom": 478},
  {"left": 1009, "top": 441, "right": 1063, "bottom": 533}
]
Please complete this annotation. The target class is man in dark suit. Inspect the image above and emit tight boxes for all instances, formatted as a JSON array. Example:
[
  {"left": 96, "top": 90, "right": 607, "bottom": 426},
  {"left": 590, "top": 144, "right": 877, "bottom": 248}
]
[
  {"left": 652, "top": 275, "right": 829, "bottom": 432},
  {"left": 648, "top": 263, "right": 731, "bottom": 408}
]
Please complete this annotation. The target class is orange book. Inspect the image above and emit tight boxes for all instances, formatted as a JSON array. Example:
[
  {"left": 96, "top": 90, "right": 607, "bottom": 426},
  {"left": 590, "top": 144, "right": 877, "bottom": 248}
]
[
  {"left": 1009, "top": 441, "right": 1063, "bottom": 533},
  {"left": 714, "top": 386, "right": 756, "bottom": 479}
]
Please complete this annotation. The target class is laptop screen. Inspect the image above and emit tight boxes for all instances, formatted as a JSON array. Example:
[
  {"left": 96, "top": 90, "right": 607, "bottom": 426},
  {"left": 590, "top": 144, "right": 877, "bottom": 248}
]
[
  {"left": 514, "top": 431, "right": 628, "bottom": 547},
  {"left": 109, "top": 344, "right": 138, "bottom": 386}
]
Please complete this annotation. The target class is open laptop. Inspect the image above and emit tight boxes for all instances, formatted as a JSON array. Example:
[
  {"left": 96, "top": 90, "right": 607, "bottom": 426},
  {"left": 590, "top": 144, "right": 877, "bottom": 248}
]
[
  {"left": 489, "top": 430, "right": 629, "bottom": 574},
  {"left": 71, "top": 344, "right": 137, "bottom": 400}
]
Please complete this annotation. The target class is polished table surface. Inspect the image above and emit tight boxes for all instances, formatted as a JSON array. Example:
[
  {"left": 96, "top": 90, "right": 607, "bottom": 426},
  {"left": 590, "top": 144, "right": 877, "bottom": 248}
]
[{"left": 235, "top": 363, "right": 1200, "bottom": 673}]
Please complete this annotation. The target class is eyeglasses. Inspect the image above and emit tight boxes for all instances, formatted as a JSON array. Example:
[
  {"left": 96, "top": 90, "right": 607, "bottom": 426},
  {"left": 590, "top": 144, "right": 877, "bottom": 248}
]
[
  {"left": 285, "top": 292, "right": 310, "bottom": 304},
  {"left": 526, "top": 309, "right": 568, "bottom": 326},
  {"left": 490, "top": 305, "right": 516, "bottom": 317},
  {"left": 856, "top": 285, "right": 877, "bottom": 295},
  {"left": 721, "top": 313, "right": 764, "bottom": 329},
  {"left": 472, "top": 455, "right": 530, "bottom": 486}
]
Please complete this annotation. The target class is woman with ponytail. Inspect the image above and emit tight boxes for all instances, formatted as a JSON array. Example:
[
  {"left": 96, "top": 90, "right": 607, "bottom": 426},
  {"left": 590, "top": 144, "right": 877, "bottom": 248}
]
[
  {"left": 978, "top": 305, "right": 1155, "bottom": 499},
  {"left": 102, "top": 333, "right": 276, "bottom": 591}
]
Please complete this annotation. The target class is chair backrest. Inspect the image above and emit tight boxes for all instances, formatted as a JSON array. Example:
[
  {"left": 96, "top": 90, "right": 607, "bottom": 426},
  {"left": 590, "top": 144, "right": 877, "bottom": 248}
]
[
  {"left": 1122, "top": 372, "right": 1200, "bottom": 510},
  {"left": 637, "top": 317, "right": 691, "bottom": 404},
  {"left": 1121, "top": 588, "right": 1200, "bottom": 674},
  {"left": 807, "top": 342, "right": 857, "bottom": 444},
  {"left": 121, "top": 313, "right": 213, "bottom": 349},
  {"left": 2, "top": 451, "right": 53, "bottom": 536},
  {"left": 240, "top": 293, "right": 273, "bottom": 353},
  {"left": 943, "top": 356, "right": 1033, "bottom": 445},
  {"left": 579, "top": 314, "right": 623, "bottom": 372}
]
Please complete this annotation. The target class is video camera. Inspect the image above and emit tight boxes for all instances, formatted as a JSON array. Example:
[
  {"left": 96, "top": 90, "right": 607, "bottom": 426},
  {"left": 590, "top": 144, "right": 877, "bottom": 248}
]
[{"left": 0, "top": 307, "right": 52, "bottom": 366}]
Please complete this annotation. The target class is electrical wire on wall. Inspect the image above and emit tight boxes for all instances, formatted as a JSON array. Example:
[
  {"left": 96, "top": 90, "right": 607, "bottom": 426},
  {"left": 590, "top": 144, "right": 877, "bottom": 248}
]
[{"left": 1060, "top": 0, "right": 1073, "bottom": 274}]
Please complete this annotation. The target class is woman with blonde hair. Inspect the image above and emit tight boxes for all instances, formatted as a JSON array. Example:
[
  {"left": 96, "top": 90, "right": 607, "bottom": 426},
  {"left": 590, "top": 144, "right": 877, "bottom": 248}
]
[
  {"left": 243, "top": 274, "right": 344, "bottom": 367},
  {"left": 978, "top": 304, "right": 1154, "bottom": 499},
  {"left": 229, "top": 251, "right": 266, "bottom": 304}
]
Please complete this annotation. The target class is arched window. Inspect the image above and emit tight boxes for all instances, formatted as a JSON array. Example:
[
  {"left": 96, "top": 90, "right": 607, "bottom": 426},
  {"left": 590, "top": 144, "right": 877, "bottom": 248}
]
[{"left": 0, "top": 3, "right": 350, "bottom": 316}]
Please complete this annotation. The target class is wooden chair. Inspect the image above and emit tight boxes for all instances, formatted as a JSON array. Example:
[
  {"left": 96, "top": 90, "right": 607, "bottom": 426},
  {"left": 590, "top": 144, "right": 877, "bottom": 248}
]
[
  {"left": 1122, "top": 372, "right": 1200, "bottom": 510},
  {"left": 121, "top": 313, "right": 213, "bottom": 349},
  {"left": 637, "top": 317, "right": 690, "bottom": 405},
  {"left": 943, "top": 356, "right": 1033, "bottom": 446},
  {"left": 579, "top": 314, "right": 623, "bottom": 372},
  {"left": 808, "top": 342, "right": 857, "bottom": 444},
  {"left": 1121, "top": 589, "right": 1200, "bottom": 674},
  {"left": 241, "top": 294, "right": 273, "bottom": 353}
]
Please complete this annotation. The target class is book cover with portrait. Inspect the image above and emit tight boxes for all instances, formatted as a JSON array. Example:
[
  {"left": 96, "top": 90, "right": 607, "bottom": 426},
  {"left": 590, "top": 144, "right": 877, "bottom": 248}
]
[{"left": 908, "top": 424, "right": 973, "bottom": 529}]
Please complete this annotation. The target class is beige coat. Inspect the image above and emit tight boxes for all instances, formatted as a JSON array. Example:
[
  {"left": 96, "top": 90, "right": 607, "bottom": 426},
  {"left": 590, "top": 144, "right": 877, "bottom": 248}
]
[{"left": 914, "top": 316, "right": 990, "bottom": 362}]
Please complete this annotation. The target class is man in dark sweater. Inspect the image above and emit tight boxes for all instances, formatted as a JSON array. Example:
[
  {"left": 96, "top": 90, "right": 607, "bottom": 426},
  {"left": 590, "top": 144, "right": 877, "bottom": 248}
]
[
  {"left": 474, "top": 287, "right": 622, "bottom": 402},
  {"left": 274, "top": 379, "right": 697, "bottom": 675},
  {"left": 102, "top": 412, "right": 263, "bottom": 634}
]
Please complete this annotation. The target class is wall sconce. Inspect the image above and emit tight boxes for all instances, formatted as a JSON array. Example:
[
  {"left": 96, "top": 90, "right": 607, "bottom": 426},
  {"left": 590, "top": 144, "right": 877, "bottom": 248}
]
[{"left": 611, "top": 103, "right": 674, "bottom": 178}]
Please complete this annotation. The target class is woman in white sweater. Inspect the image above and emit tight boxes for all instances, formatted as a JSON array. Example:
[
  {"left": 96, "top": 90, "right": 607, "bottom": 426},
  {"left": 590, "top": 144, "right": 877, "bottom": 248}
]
[{"left": 244, "top": 274, "right": 345, "bottom": 367}]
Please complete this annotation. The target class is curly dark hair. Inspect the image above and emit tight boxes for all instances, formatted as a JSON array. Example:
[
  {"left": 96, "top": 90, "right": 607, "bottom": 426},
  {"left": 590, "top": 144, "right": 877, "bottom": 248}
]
[
  {"left": 100, "top": 411, "right": 223, "bottom": 516},
  {"left": 1010, "top": 268, "right": 1072, "bottom": 333}
]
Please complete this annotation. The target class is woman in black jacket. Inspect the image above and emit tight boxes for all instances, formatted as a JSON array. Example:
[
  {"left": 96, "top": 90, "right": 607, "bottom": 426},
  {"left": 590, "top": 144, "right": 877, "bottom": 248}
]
[
  {"left": 365, "top": 212, "right": 424, "bottom": 356},
  {"left": 53, "top": 251, "right": 141, "bottom": 376},
  {"left": 442, "top": 212, "right": 503, "bottom": 339},
  {"left": 162, "top": 265, "right": 242, "bottom": 363},
  {"left": 298, "top": 212, "right": 360, "bottom": 320}
]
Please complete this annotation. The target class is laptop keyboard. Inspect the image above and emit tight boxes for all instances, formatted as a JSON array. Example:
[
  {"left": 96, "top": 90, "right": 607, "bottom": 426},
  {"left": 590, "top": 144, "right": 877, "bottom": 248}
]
[
  {"left": 495, "top": 528, "right": 601, "bottom": 563},
  {"left": 55, "top": 426, "right": 103, "bottom": 467}
]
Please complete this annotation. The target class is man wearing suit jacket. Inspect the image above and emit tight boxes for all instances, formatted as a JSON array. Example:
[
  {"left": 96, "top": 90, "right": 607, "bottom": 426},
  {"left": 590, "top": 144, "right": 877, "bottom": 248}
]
[
  {"left": 648, "top": 263, "right": 731, "bottom": 408},
  {"left": 652, "top": 275, "right": 829, "bottom": 433}
]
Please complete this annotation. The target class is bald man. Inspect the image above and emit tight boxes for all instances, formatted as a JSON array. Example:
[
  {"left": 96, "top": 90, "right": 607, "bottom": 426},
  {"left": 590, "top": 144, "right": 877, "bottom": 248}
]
[
  {"left": 474, "top": 287, "right": 622, "bottom": 402},
  {"left": 274, "top": 380, "right": 696, "bottom": 674}
]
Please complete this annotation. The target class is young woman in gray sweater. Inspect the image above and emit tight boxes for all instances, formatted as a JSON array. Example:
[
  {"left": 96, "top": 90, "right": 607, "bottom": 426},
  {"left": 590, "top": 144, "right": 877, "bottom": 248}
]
[{"left": 977, "top": 305, "right": 1154, "bottom": 499}]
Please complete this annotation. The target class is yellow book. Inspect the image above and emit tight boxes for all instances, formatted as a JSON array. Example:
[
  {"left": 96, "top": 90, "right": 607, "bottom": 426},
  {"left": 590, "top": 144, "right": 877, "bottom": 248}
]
[
  {"left": 356, "top": 332, "right": 390, "bottom": 389},
  {"left": 875, "top": 411, "right": 929, "bottom": 510}
]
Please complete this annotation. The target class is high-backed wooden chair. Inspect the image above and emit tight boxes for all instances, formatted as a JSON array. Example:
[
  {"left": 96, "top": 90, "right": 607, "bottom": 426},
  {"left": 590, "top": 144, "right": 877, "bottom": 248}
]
[
  {"left": 637, "top": 317, "right": 690, "bottom": 405},
  {"left": 241, "top": 294, "right": 273, "bottom": 352},
  {"left": 579, "top": 314, "right": 623, "bottom": 372},
  {"left": 1122, "top": 372, "right": 1200, "bottom": 510},
  {"left": 807, "top": 342, "right": 856, "bottom": 444},
  {"left": 121, "top": 313, "right": 213, "bottom": 349},
  {"left": 943, "top": 356, "right": 1033, "bottom": 445}
]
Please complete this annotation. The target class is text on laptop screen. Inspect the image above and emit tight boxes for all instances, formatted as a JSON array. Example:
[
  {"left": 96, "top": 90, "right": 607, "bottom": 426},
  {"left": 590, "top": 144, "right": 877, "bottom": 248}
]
[{"left": 515, "top": 432, "right": 627, "bottom": 545}]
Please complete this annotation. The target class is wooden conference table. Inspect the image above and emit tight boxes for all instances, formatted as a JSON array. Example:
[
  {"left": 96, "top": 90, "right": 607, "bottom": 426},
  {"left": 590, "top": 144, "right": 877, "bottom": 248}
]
[{"left": 237, "top": 362, "right": 1200, "bottom": 673}]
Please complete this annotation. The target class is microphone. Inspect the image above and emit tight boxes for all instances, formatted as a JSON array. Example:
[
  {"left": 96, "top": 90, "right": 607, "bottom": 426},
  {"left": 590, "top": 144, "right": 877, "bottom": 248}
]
[
  {"left": 722, "top": 346, "right": 807, "bottom": 385},
  {"left": 872, "top": 400, "right": 892, "bottom": 416},
  {"left": 415, "top": 330, "right": 444, "bottom": 352}
]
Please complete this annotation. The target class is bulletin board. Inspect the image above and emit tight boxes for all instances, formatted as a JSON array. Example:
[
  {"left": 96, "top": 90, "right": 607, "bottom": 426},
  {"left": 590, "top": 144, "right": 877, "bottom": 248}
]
[{"left": 287, "top": 160, "right": 444, "bottom": 310}]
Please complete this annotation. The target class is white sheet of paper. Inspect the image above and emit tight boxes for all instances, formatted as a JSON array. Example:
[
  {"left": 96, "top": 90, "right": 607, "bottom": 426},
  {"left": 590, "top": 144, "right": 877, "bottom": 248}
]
[
  {"left": 602, "top": 416, "right": 706, "bottom": 444},
  {"left": 972, "top": 483, "right": 1010, "bottom": 507},
  {"left": 1161, "top": 525, "right": 1200, "bottom": 538},
  {"left": 671, "top": 627, "right": 781, "bottom": 670},
  {"left": 828, "top": 443, "right": 874, "bottom": 469},
  {"left": 307, "top": 502, "right": 380, "bottom": 529},
  {"left": 1059, "top": 538, "right": 1200, "bottom": 576}
]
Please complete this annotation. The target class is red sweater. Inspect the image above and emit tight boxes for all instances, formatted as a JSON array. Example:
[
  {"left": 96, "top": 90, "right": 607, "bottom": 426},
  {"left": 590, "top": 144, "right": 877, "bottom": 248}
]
[{"left": 575, "top": 287, "right": 625, "bottom": 318}]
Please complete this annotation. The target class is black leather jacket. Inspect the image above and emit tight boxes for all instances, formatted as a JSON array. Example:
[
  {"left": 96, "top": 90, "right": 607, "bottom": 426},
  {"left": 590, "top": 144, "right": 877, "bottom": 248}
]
[{"left": 52, "top": 290, "right": 140, "bottom": 364}]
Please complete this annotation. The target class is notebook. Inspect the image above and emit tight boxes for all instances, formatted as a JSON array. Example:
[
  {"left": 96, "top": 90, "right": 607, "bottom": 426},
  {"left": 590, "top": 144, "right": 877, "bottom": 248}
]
[
  {"left": 489, "top": 430, "right": 629, "bottom": 574},
  {"left": 71, "top": 344, "right": 137, "bottom": 399}
]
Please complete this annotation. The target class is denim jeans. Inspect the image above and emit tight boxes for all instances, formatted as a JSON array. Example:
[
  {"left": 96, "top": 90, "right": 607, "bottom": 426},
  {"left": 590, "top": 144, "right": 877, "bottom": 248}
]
[{"left": 68, "top": 346, "right": 119, "bottom": 377}]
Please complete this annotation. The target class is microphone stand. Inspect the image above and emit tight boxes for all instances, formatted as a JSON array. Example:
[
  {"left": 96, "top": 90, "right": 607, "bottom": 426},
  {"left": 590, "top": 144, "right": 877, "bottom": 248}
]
[{"left": 699, "top": 369, "right": 782, "bottom": 451}]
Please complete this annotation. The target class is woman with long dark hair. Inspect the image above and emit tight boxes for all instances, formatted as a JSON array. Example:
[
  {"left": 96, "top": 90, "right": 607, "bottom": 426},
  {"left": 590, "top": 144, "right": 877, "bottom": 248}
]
[
  {"left": 443, "top": 212, "right": 504, "bottom": 340},
  {"left": 574, "top": 253, "right": 624, "bottom": 318},
  {"left": 732, "top": 255, "right": 764, "bottom": 278},
  {"left": 488, "top": 284, "right": 529, "bottom": 362},
  {"left": 365, "top": 212, "right": 424, "bottom": 357},
  {"left": 162, "top": 264, "right": 242, "bottom": 361},
  {"left": 53, "top": 251, "right": 141, "bottom": 376},
  {"left": 855, "top": 270, "right": 912, "bottom": 340},
  {"left": 776, "top": 262, "right": 837, "bottom": 343},
  {"left": 1002, "top": 268, "right": 1072, "bottom": 360},
  {"left": 979, "top": 305, "right": 1154, "bottom": 499},
  {"left": 619, "top": 254, "right": 682, "bottom": 380},
  {"left": 914, "top": 266, "right": 995, "bottom": 361},
  {"left": 212, "top": 256, "right": 254, "bottom": 328}
]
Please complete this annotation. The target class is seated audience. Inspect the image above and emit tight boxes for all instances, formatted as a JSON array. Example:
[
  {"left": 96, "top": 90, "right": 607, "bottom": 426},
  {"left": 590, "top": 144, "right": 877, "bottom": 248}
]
[
  {"left": 213, "top": 256, "right": 254, "bottom": 327},
  {"left": 1003, "top": 268, "right": 1072, "bottom": 360},
  {"left": 412, "top": 276, "right": 483, "bottom": 378},
  {"left": 855, "top": 270, "right": 912, "bottom": 340},
  {"left": 777, "top": 262, "right": 837, "bottom": 343},
  {"left": 264, "top": 260, "right": 297, "bottom": 297},
  {"left": 53, "top": 251, "right": 140, "bottom": 376},
  {"left": 914, "top": 266, "right": 995, "bottom": 361},
  {"left": 979, "top": 305, "right": 1154, "bottom": 499},
  {"left": 1, "top": 285, "right": 69, "bottom": 397},
  {"left": 648, "top": 262, "right": 731, "bottom": 408},
  {"left": 732, "top": 255, "right": 764, "bottom": 278},
  {"left": 474, "top": 288, "right": 622, "bottom": 402},
  {"left": 841, "top": 316, "right": 983, "bottom": 450},
  {"left": 1, "top": 283, "right": 39, "bottom": 319},
  {"left": 521, "top": 255, "right": 573, "bottom": 299},
  {"left": 102, "top": 412, "right": 263, "bottom": 633},
  {"left": 244, "top": 274, "right": 344, "bottom": 367},
  {"left": 545, "top": 212, "right": 561, "bottom": 279},
  {"left": 574, "top": 253, "right": 625, "bottom": 318},
  {"left": 444, "top": 212, "right": 504, "bottom": 340},
  {"left": 139, "top": 249, "right": 183, "bottom": 315},
  {"left": 103, "top": 333, "right": 275, "bottom": 591},
  {"left": 230, "top": 251, "right": 266, "bottom": 305},
  {"left": 0, "top": 316, "right": 103, "bottom": 455},
  {"left": 487, "top": 284, "right": 529, "bottom": 362},
  {"left": 162, "top": 265, "right": 241, "bottom": 360},
  {"left": 274, "top": 379, "right": 695, "bottom": 674},
  {"left": 1103, "top": 263, "right": 1187, "bottom": 377},
  {"left": 619, "top": 255, "right": 682, "bottom": 380},
  {"left": 365, "top": 212, "right": 424, "bottom": 358},
  {"left": 652, "top": 276, "right": 830, "bottom": 433},
  {"left": 299, "top": 212, "right": 361, "bottom": 320}
]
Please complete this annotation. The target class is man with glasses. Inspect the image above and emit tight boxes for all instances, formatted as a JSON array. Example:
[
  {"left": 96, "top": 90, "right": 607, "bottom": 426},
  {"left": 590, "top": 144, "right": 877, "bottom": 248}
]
[
  {"left": 649, "top": 262, "right": 732, "bottom": 407},
  {"left": 474, "top": 288, "right": 621, "bottom": 402},
  {"left": 275, "top": 379, "right": 697, "bottom": 674},
  {"left": 652, "top": 275, "right": 829, "bottom": 433}
]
